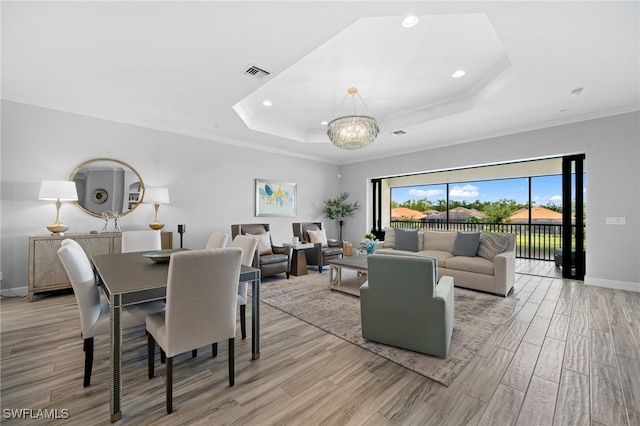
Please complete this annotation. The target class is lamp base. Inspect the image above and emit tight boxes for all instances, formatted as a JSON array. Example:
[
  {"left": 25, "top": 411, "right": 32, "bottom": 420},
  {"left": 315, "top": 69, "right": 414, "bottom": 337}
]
[
  {"left": 47, "top": 224, "right": 69, "bottom": 236},
  {"left": 149, "top": 222, "right": 165, "bottom": 230}
]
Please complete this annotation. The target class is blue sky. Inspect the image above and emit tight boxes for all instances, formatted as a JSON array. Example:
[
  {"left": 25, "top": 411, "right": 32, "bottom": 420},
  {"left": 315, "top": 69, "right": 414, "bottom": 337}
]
[{"left": 391, "top": 175, "right": 585, "bottom": 206}]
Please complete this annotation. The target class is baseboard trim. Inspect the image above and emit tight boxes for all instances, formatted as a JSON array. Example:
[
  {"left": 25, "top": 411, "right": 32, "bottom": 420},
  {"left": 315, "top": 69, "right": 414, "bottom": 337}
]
[
  {"left": 0, "top": 286, "right": 28, "bottom": 298},
  {"left": 584, "top": 276, "right": 640, "bottom": 293}
]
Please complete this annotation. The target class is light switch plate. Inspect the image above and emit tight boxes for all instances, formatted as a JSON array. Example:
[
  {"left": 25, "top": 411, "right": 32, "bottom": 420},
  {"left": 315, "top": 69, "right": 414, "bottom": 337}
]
[{"left": 605, "top": 217, "right": 626, "bottom": 225}]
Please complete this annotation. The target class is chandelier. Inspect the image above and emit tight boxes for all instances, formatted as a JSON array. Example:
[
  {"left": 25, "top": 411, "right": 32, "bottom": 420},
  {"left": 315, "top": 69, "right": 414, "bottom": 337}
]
[{"left": 327, "top": 87, "right": 379, "bottom": 150}]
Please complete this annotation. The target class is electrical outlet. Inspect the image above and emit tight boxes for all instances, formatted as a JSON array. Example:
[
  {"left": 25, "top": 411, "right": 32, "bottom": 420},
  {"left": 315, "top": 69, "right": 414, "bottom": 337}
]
[
  {"left": 605, "top": 217, "right": 626, "bottom": 225},
  {"left": 0, "top": 271, "right": 3, "bottom": 281}
]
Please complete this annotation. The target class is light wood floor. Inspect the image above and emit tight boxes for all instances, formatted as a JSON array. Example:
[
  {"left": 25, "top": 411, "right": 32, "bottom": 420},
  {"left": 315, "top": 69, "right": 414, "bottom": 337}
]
[{"left": 1, "top": 263, "right": 639, "bottom": 425}]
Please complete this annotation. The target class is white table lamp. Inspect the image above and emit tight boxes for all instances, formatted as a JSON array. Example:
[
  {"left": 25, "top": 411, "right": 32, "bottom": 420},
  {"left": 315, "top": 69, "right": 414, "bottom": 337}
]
[
  {"left": 39, "top": 180, "right": 79, "bottom": 235},
  {"left": 144, "top": 187, "right": 170, "bottom": 230}
]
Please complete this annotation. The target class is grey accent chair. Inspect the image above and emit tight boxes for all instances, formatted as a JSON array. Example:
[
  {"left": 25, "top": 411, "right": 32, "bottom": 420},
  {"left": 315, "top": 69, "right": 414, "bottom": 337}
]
[
  {"left": 229, "top": 235, "right": 259, "bottom": 339},
  {"left": 231, "top": 224, "right": 292, "bottom": 279},
  {"left": 57, "top": 239, "right": 164, "bottom": 387},
  {"left": 121, "top": 230, "right": 161, "bottom": 253},
  {"left": 360, "top": 253, "right": 455, "bottom": 359},
  {"left": 205, "top": 231, "right": 230, "bottom": 249},
  {"left": 146, "top": 248, "right": 242, "bottom": 414},
  {"left": 292, "top": 222, "right": 343, "bottom": 272}
]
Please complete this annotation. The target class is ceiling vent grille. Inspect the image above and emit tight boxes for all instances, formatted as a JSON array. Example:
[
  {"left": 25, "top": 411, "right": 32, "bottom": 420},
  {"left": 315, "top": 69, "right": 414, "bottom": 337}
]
[{"left": 243, "top": 64, "right": 271, "bottom": 80}]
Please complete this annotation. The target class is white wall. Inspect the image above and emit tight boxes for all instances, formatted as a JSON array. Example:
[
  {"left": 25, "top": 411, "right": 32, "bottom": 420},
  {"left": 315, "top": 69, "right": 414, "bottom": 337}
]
[
  {"left": 2, "top": 102, "right": 639, "bottom": 294},
  {"left": 1, "top": 101, "right": 340, "bottom": 294},
  {"left": 338, "top": 112, "right": 640, "bottom": 291}
]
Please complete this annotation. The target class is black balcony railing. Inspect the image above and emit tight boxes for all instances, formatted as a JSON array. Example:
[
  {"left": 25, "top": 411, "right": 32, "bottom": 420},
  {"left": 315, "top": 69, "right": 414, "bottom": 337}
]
[{"left": 388, "top": 220, "right": 585, "bottom": 261}]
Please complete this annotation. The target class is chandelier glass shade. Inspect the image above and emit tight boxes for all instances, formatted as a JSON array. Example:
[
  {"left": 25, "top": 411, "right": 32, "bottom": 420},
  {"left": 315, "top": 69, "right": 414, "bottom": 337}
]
[{"left": 327, "top": 87, "right": 379, "bottom": 150}]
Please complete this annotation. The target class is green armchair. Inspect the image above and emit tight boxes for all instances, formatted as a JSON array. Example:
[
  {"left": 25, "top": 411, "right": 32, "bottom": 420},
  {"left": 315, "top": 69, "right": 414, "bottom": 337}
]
[{"left": 360, "top": 253, "right": 454, "bottom": 358}]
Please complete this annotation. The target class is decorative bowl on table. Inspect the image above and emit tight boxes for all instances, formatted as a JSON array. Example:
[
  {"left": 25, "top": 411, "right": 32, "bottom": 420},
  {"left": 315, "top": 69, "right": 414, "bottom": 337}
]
[{"left": 143, "top": 248, "right": 189, "bottom": 263}]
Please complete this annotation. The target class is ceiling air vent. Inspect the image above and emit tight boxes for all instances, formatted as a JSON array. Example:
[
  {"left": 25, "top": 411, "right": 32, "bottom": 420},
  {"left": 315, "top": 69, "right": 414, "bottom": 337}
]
[
  {"left": 392, "top": 130, "right": 406, "bottom": 136},
  {"left": 243, "top": 64, "right": 271, "bottom": 81}
]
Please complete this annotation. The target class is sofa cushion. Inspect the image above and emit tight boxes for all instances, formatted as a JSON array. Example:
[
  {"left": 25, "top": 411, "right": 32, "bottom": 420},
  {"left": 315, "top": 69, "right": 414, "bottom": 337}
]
[
  {"left": 418, "top": 250, "right": 454, "bottom": 267},
  {"left": 452, "top": 232, "right": 481, "bottom": 257},
  {"left": 423, "top": 231, "right": 457, "bottom": 252},
  {"left": 383, "top": 227, "right": 395, "bottom": 248},
  {"left": 307, "top": 229, "right": 328, "bottom": 247},
  {"left": 394, "top": 228, "right": 420, "bottom": 252},
  {"left": 444, "top": 256, "right": 494, "bottom": 275},
  {"left": 477, "top": 232, "right": 511, "bottom": 260}
]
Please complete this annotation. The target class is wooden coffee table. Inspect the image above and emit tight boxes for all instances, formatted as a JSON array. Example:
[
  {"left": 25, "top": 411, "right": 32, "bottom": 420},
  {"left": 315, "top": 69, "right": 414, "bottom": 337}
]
[{"left": 328, "top": 255, "right": 368, "bottom": 296}]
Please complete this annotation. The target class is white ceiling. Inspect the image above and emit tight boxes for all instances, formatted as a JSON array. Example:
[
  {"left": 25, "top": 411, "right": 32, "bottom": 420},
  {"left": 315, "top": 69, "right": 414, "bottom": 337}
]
[{"left": 2, "top": 1, "right": 639, "bottom": 165}]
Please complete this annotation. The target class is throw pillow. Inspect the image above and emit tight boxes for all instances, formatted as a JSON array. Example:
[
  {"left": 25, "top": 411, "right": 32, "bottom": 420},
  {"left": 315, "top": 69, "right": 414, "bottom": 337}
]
[
  {"left": 477, "top": 232, "right": 511, "bottom": 260},
  {"left": 248, "top": 232, "right": 273, "bottom": 255},
  {"left": 452, "top": 232, "right": 481, "bottom": 257},
  {"left": 307, "top": 229, "right": 328, "bottom": 247},
  {"left": 394, "top": 228, "right": 420, "bottom": 252}
]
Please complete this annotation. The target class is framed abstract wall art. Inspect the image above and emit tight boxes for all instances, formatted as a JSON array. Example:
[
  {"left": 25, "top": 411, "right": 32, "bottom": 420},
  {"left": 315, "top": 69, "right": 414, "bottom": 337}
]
[{"left": 255, "top": 179, "right": 297, "bottom": 217}]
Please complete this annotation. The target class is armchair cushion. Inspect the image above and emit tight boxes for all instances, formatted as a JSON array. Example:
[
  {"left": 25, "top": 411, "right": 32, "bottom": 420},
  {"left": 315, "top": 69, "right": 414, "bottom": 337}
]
[
  {"left": 307, "top": 229, "right": 328, "bottom": 247},
  {"left": 249, "top": 232, "right": 273, "bottom": 255}
]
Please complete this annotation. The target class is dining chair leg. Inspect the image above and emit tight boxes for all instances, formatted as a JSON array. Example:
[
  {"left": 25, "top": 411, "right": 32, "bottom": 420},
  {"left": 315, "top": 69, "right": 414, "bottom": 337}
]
[
  {"left": 240, "top": 304, "right": 246, "bottom": 339},
  {"left": 228, "top": 338, "right": 235, "bottom": 387},
  {"left": 212, "top": 342, "right": 218, "bottom": 357},
  {"left": 160, "top": 349, "right": 166, "bottom": 364},
  {"left": 166, "top": 357, "right": 173, "bottom": 414},
  {"left": 147, "top": 334, "right": 155, "bottom": 379},
  {"left": 192, "top": 349, "right": 197, "bottom": 358},
  {"left": 83, "top": 337, "right": 94, "bottom": 387}
]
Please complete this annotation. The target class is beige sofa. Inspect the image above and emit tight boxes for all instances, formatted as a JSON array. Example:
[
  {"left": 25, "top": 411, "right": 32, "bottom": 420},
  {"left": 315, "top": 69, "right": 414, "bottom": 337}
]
[{"left": 375, "top": 228, "right": 516, "bottom": 297}]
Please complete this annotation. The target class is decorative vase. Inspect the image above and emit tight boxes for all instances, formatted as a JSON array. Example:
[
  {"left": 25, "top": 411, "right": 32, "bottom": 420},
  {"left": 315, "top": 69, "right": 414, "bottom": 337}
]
[{"left": 363, "top": 239, "right": 377, "bottom": 255}]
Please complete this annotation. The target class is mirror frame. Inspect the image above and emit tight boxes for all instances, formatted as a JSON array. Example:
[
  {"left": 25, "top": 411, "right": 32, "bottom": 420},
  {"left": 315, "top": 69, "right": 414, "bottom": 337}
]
[{"left": 69, "top": 158, "right": 145, "bottom": 218}]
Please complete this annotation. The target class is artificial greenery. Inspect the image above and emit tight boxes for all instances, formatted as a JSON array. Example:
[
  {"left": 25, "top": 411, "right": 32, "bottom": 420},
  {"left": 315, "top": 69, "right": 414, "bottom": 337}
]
[
  {"left": 323, "top": 192, "right": 360, "bottom": 241},
  {"left": 363, "top": 232, "right": 376, "bottom": 240}
]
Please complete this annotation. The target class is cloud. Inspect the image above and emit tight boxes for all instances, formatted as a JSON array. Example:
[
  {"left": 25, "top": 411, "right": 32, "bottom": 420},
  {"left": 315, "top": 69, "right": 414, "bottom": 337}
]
[
  {"left": 550, "top": 195, "right": 562, "bottom": 201},
  {"left": 408, "top": 188, "right": 444, "bottom": 198},
  {"left": 449, "top": 184, "right": 479, "bottom": 198}
]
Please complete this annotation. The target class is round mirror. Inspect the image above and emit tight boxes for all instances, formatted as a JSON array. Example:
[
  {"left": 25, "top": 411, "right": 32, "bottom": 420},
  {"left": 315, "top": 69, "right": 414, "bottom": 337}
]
[{"left": 69, "top": 158, "right": 145, "bottom": 218}]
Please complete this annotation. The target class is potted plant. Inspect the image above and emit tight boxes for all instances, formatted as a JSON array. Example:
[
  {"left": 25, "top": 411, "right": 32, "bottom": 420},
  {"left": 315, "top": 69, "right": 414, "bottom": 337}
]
[
  {"left": 362, "top": 232, "right": 378, "bottom": 254},
  {"left": 323, "top": 192, "right": 360, "bottom": 242}
]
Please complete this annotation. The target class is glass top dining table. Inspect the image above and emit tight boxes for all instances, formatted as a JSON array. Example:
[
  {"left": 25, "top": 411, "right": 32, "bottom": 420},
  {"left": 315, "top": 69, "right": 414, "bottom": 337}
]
[{"left": 92, "top": 251, "right": 261, "bottom": 423}]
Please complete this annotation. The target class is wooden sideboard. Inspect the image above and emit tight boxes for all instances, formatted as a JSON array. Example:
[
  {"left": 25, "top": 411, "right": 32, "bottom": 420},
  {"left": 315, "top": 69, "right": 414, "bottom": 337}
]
[{"left": 28, "top": 232, "right": 173, "bottom": 301}]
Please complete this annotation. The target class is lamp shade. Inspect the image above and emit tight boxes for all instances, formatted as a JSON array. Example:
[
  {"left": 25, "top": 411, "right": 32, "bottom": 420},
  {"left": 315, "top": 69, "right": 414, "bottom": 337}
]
[
  {"left": 144, "top": 187, "right": 170, "bottom": 204},
  {"left": 38, "top": 180, "right": 78, "bottom": 201}
]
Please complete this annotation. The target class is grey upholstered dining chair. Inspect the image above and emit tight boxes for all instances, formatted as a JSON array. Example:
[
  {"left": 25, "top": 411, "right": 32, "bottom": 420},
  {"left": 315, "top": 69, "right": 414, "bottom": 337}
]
[
  {"left": 146, "top": 248, "right": 242, "bottom": 414},
  {"left": 229, "top": 234, "right": 259, "bottom": 339},
  {"left": 57, "top": 240, "right": 164, "bottom": 387},
  {"left": 205, "top": 231, "right": 230, "bottom": 249},
  {"left": 121, "top": 230, "right": 162, "bottom": 253}
]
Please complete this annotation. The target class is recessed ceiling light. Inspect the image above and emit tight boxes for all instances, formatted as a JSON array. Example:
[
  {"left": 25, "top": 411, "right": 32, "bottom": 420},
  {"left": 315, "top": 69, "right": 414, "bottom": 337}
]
[
  {"left": 321, "top": 121, "right": 328, "bottom": 126},
  {"left": 451, "top": 70, "right": 466, "bottom": 78},
  {"left": 262, "top": 100, "right": 272, "bottom": 106},
  {"left": 401, "top": 15, "right": 419, "bottom": 28}
]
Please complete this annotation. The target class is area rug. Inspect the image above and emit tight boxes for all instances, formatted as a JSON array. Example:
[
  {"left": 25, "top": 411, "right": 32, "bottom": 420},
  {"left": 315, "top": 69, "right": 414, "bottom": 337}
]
[{"left": 259, "top": 271, "right": 518, "bottom": 386}]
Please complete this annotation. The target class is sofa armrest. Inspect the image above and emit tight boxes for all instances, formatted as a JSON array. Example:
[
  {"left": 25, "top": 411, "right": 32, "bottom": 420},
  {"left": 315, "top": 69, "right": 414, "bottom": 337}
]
[{"left": 494, "top": 250, "right": 515, "bottom": 296}]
